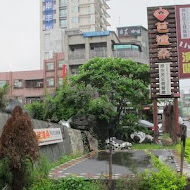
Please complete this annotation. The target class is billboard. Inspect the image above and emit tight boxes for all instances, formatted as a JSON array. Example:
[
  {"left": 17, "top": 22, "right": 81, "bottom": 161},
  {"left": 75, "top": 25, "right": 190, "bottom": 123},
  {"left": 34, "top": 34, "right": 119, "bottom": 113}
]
[
  {"left": 117, "top": 26, "right": 141, "bottom": 37},
  {"left": 34, "top": 128, "right": 63, "bottom": 146},
  {"left": 176, "top": 5, "right": 190, "bottom": 78},
  {"left": 147, "top": 6, "right": 180, "bottom": 98},
  {"left": 44, "top": 0, "right": 54, "bottom": 31}
]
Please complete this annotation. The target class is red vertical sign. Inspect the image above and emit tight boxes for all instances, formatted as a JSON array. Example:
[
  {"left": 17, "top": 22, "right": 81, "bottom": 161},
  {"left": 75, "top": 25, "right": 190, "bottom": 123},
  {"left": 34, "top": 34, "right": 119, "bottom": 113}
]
[
  {"left": 176, "top": 5, "right": 190, "bottom": 79},
  {"left": 63, "top": 64, "right": 67, "bottom": 79}
]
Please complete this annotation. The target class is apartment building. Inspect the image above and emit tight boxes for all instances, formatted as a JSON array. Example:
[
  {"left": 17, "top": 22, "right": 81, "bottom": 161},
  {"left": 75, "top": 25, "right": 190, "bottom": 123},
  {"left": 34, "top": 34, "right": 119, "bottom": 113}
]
[
  {"left": 64, "top": 29, "right": 149, "bottom": 75},
  {"left": 0, "top": 26, "right": 149, "bottom": 104},
  {"left": 40, "top": 0, "right": 110, "bottom": 67},
  {"left": 0, "top": 53, "right": 65, "bottom": 104}
]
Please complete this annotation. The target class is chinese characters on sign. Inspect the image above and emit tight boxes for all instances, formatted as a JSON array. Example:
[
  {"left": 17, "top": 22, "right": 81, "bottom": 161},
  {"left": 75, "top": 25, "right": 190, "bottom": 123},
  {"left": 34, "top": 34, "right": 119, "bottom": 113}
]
[
  {"left": 180, "top": 8, "right": 190, "bottom": 39},
  {"left": 45, "top": 0, "right": 54, "bottom": 31},
  {"left": 117, "top": 26, "right": 141, "bottom": 37},
  {"left": 176, "top": 5, "right": 190, "bottom": 78},
  {"left": 159, "top": 63, "right": 171, "bottom": 95},
  {"left": 154, "top": 7, "right": 171, "bottom": 60},
  {"left": 34, "top": 128, "right": 63, "bottom": 146}
]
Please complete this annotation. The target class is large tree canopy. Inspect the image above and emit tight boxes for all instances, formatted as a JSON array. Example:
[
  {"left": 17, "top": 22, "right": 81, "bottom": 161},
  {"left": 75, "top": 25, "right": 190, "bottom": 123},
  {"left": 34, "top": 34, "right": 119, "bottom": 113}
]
[
  {"left": 71, "top": 57, "right": 150, "bottom": 126},
  {"left": 26, "top": 58, "right": 150, "bottom": 127}
]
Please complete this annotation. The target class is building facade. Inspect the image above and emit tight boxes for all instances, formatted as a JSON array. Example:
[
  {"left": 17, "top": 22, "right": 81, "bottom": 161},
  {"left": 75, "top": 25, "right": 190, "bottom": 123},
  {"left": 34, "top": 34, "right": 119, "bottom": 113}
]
[
  {"left": 40, "top": 0, "right": 110, "bottom": 67},
  {"left": 0, "top": 53, "right": 65, "bottom": 104},
  {"left": 0, "top": 26, "right": 149, "bottom": 104}
]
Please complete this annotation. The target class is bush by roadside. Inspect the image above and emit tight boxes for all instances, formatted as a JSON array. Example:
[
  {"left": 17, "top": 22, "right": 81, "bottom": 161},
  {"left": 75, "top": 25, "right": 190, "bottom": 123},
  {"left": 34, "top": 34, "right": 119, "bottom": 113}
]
[
  {"left": 177, "top": 138, "right": 190, "bottom": 164},
  {"left": 116, "top": 152, "right": 187, "bottom": 190},
  {"left": 29, "top": 177, "right": 107, "bottom": 190}
]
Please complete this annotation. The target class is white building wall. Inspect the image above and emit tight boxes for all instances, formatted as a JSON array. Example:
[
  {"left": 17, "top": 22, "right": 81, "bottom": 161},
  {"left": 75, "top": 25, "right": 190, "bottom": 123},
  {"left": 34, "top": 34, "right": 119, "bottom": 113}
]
[{"left": 40, "top": 0, "right": 110, "bottom": 68}]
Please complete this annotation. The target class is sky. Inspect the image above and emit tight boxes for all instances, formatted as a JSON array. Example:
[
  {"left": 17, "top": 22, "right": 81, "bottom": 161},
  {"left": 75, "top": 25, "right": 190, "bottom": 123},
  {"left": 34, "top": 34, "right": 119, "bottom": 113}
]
[{"left": 0, "top": 0, "right": 189, "bottom": 88}]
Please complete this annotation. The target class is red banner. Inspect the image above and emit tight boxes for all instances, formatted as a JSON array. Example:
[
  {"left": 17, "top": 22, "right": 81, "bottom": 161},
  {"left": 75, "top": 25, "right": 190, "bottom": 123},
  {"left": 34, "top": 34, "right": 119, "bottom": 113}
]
[
  {"left": 63, "top": 64, "right": 67, "bottom": 79},
  {"left": 176, "top": 5, "right": 190, "bottom": 79}
]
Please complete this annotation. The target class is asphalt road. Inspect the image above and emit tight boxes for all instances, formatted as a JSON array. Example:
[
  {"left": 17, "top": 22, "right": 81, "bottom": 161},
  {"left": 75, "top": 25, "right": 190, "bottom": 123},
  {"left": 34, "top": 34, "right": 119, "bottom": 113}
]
[{"left": 50, "top": 150, "right": 176, "bottom": 179}]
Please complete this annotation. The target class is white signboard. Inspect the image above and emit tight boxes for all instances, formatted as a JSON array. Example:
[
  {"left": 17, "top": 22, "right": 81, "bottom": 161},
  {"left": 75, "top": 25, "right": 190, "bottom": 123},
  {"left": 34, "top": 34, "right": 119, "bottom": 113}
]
[
  {"left": 180, "top": 7, "right": 190, "bottom": 39},
  {"left": 158, "top": 63, "right": 171, "bottom": 95},
  {"left": 34, "top": 128, "right": 63, "bottom": 146}
]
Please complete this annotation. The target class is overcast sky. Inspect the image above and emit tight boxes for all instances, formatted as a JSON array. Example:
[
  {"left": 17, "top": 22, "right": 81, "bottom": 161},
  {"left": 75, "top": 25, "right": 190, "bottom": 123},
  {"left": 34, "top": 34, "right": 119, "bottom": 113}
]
[{"left": 0, "top": 0, "right": 189, "bottom": 87}]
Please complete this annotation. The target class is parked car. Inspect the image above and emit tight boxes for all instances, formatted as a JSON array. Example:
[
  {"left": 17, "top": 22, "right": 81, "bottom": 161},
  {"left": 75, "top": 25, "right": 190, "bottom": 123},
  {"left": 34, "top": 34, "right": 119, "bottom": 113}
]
[
  {"left": 138, "top": 120, "right": 162, "bottom": 133},
  {"left": 138, "top": 120, "right": 154, "bottom": 131}
]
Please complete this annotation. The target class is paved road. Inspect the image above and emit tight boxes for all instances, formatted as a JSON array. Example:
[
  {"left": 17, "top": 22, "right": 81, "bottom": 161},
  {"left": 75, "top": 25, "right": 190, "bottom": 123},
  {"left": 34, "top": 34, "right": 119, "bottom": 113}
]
[{"left": 49, "top": 150, "right": 176, "bottom": 179}]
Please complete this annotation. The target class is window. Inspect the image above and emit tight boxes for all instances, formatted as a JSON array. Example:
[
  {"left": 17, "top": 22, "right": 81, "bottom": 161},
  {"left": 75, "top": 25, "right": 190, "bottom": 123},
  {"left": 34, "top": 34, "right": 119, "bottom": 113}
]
[
  {"left": 46, "top": 62, "right": 54, "bottom": 70},
  {"left": 58, "top": 60, "right": 64, "bottom": 69},
  {"left": 14, "top": 79, "right": 23, "bottom": 88},
  {"left": 47, "top": 78, "right": 55, "bottom": 87},
  {"left": 60, "top": 19, "right": 67, "bottom": 27},
  {"left": 72, "top": 6, "right": 78, "bottom": 13},
  {"left": 58, "top": 77, "right": 63, "bottom": 85},
  {"left": 0, "top": 80, "right": 8, "bottom": 88},
  {"left": 60, "top": 9, "right": 67, "bottom": 17},
  {"left": 72, "top": 17, "right": 79, "bottom": 23}
]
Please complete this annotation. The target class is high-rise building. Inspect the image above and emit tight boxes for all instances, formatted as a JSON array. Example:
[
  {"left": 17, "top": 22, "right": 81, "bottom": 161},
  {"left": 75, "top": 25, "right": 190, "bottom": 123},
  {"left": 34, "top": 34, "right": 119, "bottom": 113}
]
[{"left": 40, "top": 0, "right": 110, "bottom": 68}]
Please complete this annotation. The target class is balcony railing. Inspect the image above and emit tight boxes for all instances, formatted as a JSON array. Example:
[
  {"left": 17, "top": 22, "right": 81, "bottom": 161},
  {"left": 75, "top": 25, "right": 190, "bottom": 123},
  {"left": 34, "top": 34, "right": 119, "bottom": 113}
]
[
  {"left": 112, "top": 50, "right": 149, "bottom": 64},
  {"left": 69, "top": 50, "right": 85, "bottom": 60},
  {"left": 90, "top": 49, "right": 107, "bottom": 58}
]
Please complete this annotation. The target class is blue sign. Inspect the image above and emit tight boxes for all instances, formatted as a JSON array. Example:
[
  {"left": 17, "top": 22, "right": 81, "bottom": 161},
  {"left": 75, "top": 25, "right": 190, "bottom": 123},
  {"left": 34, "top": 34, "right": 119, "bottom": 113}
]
[
  {"left": 83, "top": 31, "right": 110, "bottom": 38},
  {"left": 45, "top": 0, "right": 54, "bottom": 30}
]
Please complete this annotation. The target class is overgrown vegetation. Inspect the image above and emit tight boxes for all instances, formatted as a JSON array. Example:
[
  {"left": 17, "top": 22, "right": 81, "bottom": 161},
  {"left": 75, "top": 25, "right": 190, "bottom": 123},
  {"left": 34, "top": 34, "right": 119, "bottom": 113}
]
[
  {"left": 29, "top": 177, "right": 107, "bottom": 190},
  {"left": 177, "top": 138, "right": 190, "bottom": 164},
  {"left": 132, "top": 143, "right": 176, "bottom": 150},
  {"left": 0, "top": 84, "right": 9, "bottom": 111},
  {"left": 116, "top": 152, "right": 187, "bottom": 190},
  {"left": 26, "top": 58, "right": 150, "bottom": 142}
]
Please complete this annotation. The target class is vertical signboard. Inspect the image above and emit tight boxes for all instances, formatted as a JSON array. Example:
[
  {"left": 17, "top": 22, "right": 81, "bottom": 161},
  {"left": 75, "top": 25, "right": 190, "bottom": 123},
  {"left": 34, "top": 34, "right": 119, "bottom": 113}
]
[
  {"left": 147, "top": 6, "right": 180, "bottom": 98},
  {"left": 45, "top": 0, "right": 54, "bottom": 31},
  {"left": 176, "top": 5, "right": 190, "bottom": 78},
  {"left": 159, "top": 63, "right": 171, "bottom": 95}
]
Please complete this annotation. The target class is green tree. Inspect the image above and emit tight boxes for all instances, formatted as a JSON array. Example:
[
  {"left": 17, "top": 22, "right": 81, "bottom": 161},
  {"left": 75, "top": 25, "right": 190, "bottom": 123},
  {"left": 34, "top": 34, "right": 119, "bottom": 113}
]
[
  {"left": 26, "top": 58, "right": 150, "bottom": 141},
  {"left": 72, "top": 57, "right": 150, "bottom": 127},
  {"left": 0, "top": 84, "right": 9, "bottom": 111}
]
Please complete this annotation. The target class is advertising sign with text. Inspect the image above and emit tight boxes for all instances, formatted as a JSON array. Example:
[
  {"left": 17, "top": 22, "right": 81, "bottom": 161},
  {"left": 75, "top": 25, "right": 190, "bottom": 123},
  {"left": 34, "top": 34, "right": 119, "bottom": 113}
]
[
  {"left": 45, "top": 0, "right": 54, "bottom": 31},
  {"left": 176, "top": 5, "right": 190, "bottom": 78},
  {"left": 34, "top": 128, "right": 63, "bottom": 146},
  {"left": 117, "top": 26, "right": 141, "bottom": 37}
]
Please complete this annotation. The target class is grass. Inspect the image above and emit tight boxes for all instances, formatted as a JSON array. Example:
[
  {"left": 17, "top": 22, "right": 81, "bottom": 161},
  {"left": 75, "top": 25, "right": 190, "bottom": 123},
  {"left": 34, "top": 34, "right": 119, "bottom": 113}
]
[
  {"left": 51, "top": 153, "right": 83, "bottom": 169},
  {"left": 176, "top": 138, "right": 190, "bottom": 164},
  {"left": 132, "top": 143, "right": 176, "bottom": 150}
]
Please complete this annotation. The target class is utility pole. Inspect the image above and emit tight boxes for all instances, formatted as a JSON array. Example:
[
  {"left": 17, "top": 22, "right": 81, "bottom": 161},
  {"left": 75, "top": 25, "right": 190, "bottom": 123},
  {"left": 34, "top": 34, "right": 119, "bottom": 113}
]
[{"left": 108, "top": 124, "right": 113, "bottom": 189}]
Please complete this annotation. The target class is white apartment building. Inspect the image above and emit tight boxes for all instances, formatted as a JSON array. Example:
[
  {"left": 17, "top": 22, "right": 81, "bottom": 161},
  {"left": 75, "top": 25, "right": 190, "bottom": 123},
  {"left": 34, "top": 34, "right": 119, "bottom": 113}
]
[{"left": 40, "top": 0, "right": 110, "bottom": 68}]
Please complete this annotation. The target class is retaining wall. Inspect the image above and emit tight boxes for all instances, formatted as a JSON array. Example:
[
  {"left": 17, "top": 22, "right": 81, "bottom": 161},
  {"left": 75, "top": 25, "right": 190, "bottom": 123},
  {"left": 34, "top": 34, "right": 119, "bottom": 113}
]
[{"left": 0, "top": 113, "right": 84, "bottom": 162}]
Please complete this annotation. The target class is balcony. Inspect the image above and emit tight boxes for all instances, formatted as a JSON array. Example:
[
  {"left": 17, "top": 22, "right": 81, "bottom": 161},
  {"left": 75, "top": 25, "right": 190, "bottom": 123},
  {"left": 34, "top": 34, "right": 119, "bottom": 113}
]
[
  {"left": 69, "top": 50, "right": 86, "bottom": 60},
  {"left": 90, "top": 49, "right": 107, "bottom": 58},
  {"left": 25, "top": 79, "right": 44, "bottom": 88},
  {"left": 112, "top": 50, "right": 149, "bottom": 64}
]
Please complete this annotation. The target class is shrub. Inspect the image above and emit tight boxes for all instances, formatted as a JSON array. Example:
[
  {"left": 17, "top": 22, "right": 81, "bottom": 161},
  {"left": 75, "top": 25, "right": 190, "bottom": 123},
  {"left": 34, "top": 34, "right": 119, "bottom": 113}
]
[
  {"left": 116, "top": 152, "right": 187, "bottom": 190},
  {"left": 0, "top": 106, "right": 39, "bottom": 189},
  {"left": 177, "top": 138, "right": 190, "bottom": 164},
  {"left": 29, "top": 177, "right": 107, "bottom": 190},
  {"left": 139, "top": 153, "right": 187, "bottom": 190}
]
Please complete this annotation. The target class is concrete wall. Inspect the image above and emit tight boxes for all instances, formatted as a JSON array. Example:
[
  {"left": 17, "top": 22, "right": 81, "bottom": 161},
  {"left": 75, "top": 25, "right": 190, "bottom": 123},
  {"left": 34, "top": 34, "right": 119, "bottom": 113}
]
[{"left": 0, "top": 113, "right": 84, "bottom": 162}]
